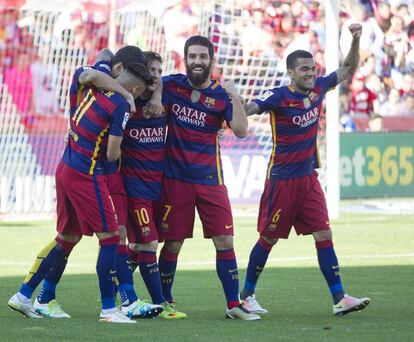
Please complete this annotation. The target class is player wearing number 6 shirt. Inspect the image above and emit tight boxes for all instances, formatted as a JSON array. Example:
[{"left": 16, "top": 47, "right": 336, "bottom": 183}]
[
  {"left": 157, "top": 35, "right": 260, "bottom": 321},
  {"left": 240, "top": 24, "right": 371, "bottom": 316}
]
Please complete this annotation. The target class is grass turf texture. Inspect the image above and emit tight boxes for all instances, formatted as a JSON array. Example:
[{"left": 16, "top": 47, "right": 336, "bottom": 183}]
[{"left": 0, "top": 211, "right": 413, "bottom": 341}]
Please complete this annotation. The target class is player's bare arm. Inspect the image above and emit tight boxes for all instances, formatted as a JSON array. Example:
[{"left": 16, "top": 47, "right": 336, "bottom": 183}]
[
  {"left": 336, "top": 23, "right": 362, "bottom": 84},
  {"left": 78, "top": 68, "right": 136, "bottom": 112},
  {"left": 223, "top": 80, "right": 248, "bottom": 138},
  {"left": 244, "top": 102, "right": 260, "bottom": 117},
  {"left": 107, "top": 135, "right": 123, "bottom": 162},
  {"left": 95, "top": 48, "right": 114, "bottom": 63}
]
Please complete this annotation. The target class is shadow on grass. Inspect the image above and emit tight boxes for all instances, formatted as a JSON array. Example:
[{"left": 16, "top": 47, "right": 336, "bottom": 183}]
[{"left": 0, "top": 265, "right": 412, "bottom": 342}]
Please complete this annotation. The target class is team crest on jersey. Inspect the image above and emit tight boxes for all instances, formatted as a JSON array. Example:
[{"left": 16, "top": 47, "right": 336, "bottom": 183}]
[
  {"left": 141, "top": 226, "right": 151, "bottom": 236},
  {"left": 203, "top": 96, "right": 215, "bottom": 108},
  {"left": 122, "top": 112, "right": 129, "bottom": 129},
  {"left": 303, "top": 98, "right": 311, "bottom": 109},
  {"left": 308, "top": 91, "right": 319, "bottom": 102},
  {"left": 191, "top": 90, "right": 201, "bottom": 103}
]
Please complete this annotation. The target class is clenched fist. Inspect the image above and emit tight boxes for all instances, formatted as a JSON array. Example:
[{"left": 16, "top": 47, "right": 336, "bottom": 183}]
[{"left": 349, "top": 23, "right": 362, "bottom": 39}]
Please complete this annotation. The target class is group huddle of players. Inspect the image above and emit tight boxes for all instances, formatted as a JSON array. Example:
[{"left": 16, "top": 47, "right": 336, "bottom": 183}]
[{"left": 9, "top": 25, "right": 371, "bottom": 324}]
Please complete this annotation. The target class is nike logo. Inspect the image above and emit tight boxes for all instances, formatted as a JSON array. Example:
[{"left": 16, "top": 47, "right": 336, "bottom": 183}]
[
  {"left": 147, "top": 262, "right": 158, "bottom": 267},
  {"left": 176, "top": 88, "right": 187, "bottom": 93},
  {"left": 225, "top": 224, "right": 233, "bottom": 229},
  {"left": 325, "top": 220, "right": 330, "bottom": 225},
  {"left": 161, "top": 272, "right": 175, "bottom": 277},
  {"left": 332, "top": 265, "right": 339, "bottom": 270},
  {"left": 289, "top": 102, "right": 300, "bottom": 107},
  {"left": 256, "top": 266, "right": 263, "bottom": 270},
  {"left": 228, "top": 268, "right": 238, "bottom": 273}
]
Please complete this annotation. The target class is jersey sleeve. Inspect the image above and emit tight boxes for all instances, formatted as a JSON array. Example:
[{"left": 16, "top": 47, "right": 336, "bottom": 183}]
[
  {"left": 316, "top": 71, "right": 337, "bottom": 93},
  {"left": 253, "top": 89, "right": 281, "bottom": 114},
  {"left": 93, "top": 60, "right": 112, "bottom": 76},
  {"left": 109, "top": 98, "right": 130, "bottom": 136},
  {"left": 70, "top": 66, "right": 91, "bottom": 97}
]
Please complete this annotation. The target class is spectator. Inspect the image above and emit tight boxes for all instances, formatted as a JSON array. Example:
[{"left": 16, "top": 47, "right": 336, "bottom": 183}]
[{"left": 350, "top": 73, "right": 378, "bottom": 117}]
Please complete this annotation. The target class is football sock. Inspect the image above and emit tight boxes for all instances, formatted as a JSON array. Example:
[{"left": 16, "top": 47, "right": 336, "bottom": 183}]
[
  {"left": 159, "top": 247, "right": 178, "bottom": 302},
  {"left": 19, "top": 240, "right": 66, "bottom": 299},
  {"left": 316, "top": 240, "right": 345, "bottom": 304},
  {"left": 241, "top": 237, "right": 272, "bottom": 300},
  {"left": 116, "top": 245, "right": 138, "bottom": 305},
  {"left": 128, "top": 246, "right": 140, "bottom": 273},
  {"left": 216, "top": 248, "right": 240, "bottom": 309},
  {"left": 96, "top": 235, "right": 119, "bottom": 310},
  {"left": 37, "top": 237, "right": 76, "bottom": 304},
  {"left": 138, "top": 250, "right": 165, "bottom": 304}
]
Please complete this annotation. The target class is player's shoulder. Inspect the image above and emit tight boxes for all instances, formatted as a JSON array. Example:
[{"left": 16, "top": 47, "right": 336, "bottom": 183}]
[
  {"left": 104, "top": 91, "right": 129, "bottom": 110},
  {"left": 162, "top": 73, "right": 186, "bottom": 85}
]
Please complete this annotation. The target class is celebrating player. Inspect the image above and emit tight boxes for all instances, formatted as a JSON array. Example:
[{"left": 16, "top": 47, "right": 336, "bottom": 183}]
[
  {"left": 8, "top": 46, "right": 153, "bottom": 323},
  {"left": 157, "top": 35, "right": 260, "bottom": 321},
  {"left": 240, "top": 24, "right": 371, "bottom": 316},
  {"left": 121, "top": 51, "right": 187, "bottom": 319}
]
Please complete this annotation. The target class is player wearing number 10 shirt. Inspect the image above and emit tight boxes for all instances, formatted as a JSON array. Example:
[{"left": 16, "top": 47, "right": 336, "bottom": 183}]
[{"left": 240, "top": 24, "right": 371, "bottom": 317}]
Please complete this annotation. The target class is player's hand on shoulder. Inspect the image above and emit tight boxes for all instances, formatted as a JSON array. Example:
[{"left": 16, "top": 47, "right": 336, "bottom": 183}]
[
  {"left": 349, "top": 23, "right": 362, "bottom": 39},
  {"left": 143, "top": 97, "right": 164, "bottom": 119},
  {"left": 218, "top": 128, "right": 225, "bottom": 140}
]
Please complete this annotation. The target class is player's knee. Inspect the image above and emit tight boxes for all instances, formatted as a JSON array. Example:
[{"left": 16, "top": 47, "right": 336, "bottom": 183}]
[
  {"left": 212, "top": 235, "right": 233, "bottom": 250},
  {"left": 262, "top": 236, "right": 278, "bottom": 246},
  {"left": 313, "top": 229, "right": 332, "bottom": 242},
  {"left": 56, "top": 233, "right": 81, "bottom": 244},
  {"left": 118, "top": 225, "right": 127, "bottom": 244},
  {"left": 97, "top": 231, "right": 120, "bottom": 245},
  {"left": 139, "top": 240, "right": 159, "bottom": 252},
  {"left": 164, "top": 240, "right": 183, "bottom": 254}
]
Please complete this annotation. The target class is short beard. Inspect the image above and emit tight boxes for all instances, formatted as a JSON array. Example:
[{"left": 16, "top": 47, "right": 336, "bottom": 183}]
[{"left": 186, "top": 63, "right": 211, "bottom": 86}]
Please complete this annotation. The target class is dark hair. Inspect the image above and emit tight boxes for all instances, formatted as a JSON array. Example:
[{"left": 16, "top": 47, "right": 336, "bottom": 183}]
[
  {"left": 114, "top": 46, "right": 153, "bottom": 85},
  {"left": 113, "top": 45, "right": 146, "bottom": 65},
  {"left": 124, "top": 63, "right": 154, "bottom": 85},
  {"left": 184, "top": 35, "right": 214, "bottom": 59},
  {"left": 286, "top": 50, "right": 313, "bottom": 69},
  {"left": 143, "top": 51, "right": 163, "bottom": 66}
]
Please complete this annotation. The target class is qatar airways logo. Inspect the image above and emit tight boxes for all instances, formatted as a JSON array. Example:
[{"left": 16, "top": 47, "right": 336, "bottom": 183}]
[
  {"left": 292, "top": 107, "right": 319, "bottom": 128},
  {"left": 171, "top": 103, "right": 206, "bottom": 127},
  {"left": 128, "top": 127, "right": 164, "bottom": 143}
]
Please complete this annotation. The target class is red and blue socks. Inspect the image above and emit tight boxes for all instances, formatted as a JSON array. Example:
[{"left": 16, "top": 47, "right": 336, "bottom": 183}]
[
  {"left": 241, "top": 237, "right": 273, "bottom": 300},
  {"left": 116, "top": 245, "right": 138, "bottom": 305},
  {"left": 316, "top": 240, "right": 345, "bottom": 304},
  {"left": 97, "top": 235, "right": 119, "bottom": 311},
  {"left": 158, "top": 247, "right": 178, "bottom": 303},
  {"left": 216, "top": 248, "right": 240, "bottom": 309},
  {"left": 138, "top": 251, "right": 165, "bottom": 304}
]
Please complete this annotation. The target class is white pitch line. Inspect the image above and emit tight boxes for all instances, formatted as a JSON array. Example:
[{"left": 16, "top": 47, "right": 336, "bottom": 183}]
[{"left": 2, "top": 252, "right": 413, "bottom": 268}]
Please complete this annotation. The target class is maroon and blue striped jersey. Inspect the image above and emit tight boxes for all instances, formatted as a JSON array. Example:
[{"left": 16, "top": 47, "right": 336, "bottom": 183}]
[
  {"left": 162, "top": 74, "right": 233, "bottom": 185},
  {"left": 254, "top": 72, "right": 337, "bottom": 180},
  {"left": 63, "top": 63, "right": 130, "bottom": 175},
  {"left": 121, "top": 98, "right": 167, "bottom": 200}
]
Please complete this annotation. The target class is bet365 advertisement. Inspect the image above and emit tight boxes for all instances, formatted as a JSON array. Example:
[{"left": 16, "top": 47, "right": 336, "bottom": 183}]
[{"left": 340, "top": 132, "right": 414, "bottom": 198}]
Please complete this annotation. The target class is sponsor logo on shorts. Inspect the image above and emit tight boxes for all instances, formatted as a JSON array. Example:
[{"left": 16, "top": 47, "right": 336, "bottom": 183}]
[
  {"left": 268, "top": 223, "right": 277, "bottom": 231},
  {"left": 325, "top": 220, "right": 330, "bottom": 225},
  {"left": 225, "top": 224, "right": 233, "bottom": 229},
  {"left": 141, "top": 226, "right": 151, "bottom": 236}
]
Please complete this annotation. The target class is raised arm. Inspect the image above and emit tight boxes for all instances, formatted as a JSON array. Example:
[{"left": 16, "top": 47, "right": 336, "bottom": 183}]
[
  {"left": 223, "top": 80, "right": 248, "bottom": 138},
  {"left": 336, "top": 23, "right": 362, "bottom": 85}
]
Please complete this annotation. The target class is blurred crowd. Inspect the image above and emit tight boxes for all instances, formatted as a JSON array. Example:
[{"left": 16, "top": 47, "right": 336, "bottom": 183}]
[{"left": 1, "top": 0, "right": 413, "bottom": 132}]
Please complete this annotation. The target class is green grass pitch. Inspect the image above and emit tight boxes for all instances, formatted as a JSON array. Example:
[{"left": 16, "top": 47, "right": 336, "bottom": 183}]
[{"left": 0, "top": 211, "right": 413, "bottom": 341}]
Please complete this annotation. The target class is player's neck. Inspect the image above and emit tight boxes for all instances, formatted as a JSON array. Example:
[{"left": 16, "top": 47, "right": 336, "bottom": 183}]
[
  {"left": 289, "top": 84, "right": 310, "bottom": 96},
  {"left": 188, "top": 78, "right": 211, "bottom": 90}
]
